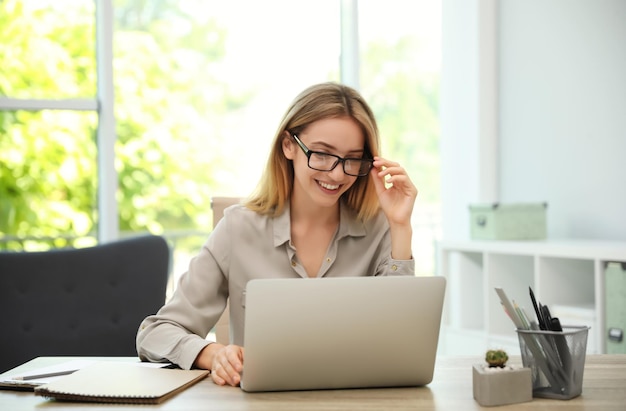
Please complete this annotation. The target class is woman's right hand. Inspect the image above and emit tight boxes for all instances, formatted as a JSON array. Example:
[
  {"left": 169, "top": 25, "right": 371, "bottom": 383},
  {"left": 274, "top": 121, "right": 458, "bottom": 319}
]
[{"left": 194, "top": 343, "right": 244, "bottom": 386}]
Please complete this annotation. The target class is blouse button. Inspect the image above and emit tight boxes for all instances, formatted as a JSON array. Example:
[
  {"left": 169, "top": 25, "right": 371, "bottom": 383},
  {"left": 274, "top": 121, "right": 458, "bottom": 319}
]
[
  {"left": 391, "top": 264, "right": 398, "bottom": 271},
  {"left": 326, "top": 258, "right": 331, "bottom": 263},
  {"left": 291, "top": 260, "right": 297, "bottom": 267}
]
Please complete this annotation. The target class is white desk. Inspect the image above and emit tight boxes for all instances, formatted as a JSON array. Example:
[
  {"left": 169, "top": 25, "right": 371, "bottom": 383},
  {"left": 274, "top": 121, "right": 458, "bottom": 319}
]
[{"left": 1, "top": 355, "right": 625, "bottom": 410}]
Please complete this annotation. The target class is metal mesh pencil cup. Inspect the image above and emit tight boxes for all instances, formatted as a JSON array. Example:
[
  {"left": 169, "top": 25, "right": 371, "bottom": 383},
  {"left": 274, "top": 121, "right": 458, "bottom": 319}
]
[{"left": 516, "top": 326, "right": 589, "bottom": 400}]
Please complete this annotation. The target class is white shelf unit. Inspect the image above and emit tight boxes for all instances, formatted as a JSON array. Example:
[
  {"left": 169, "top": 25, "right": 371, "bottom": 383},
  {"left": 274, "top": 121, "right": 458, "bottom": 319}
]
[{"left": 437, "top": 239, "right": 626, "bottom": 356}]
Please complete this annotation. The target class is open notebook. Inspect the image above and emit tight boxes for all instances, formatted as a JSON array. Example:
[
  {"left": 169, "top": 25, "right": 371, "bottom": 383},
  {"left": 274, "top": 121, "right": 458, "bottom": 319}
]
[
  {"left": 240, "top": 275, "right": 446, "bottom": 392},
  {"left": 34, "top": 362, "right": 208, "bottom": 404}
]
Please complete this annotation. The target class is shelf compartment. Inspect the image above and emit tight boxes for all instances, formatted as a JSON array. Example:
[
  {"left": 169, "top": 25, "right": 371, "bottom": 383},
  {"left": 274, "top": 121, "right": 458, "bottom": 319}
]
[
  {"left": 536, "top": 257, "right": 595, "bottom": 307},
  {"left": 486, "top": 253, "right": 534, "bottom": 336},
  {"left": 443, "top": 250, "right": 484, "bottom": 330}
]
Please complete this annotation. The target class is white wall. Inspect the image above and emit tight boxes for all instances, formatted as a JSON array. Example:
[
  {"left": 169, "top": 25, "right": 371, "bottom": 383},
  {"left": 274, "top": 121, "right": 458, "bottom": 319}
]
[
  {"left": 442, "top": 0, "right": 626, "bottom": 241},
  {"left": 441, "top": 0, "right": 498, "bottom": 240},
  {"left": 499, "top": 0, "right": 626, "bottom": 240}
]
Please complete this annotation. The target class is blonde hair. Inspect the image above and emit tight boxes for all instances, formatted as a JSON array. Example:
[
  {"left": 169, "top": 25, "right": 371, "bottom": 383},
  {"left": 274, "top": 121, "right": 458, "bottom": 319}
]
[{"left": 246, "top": 82, "right": 381, "bottom": 221}]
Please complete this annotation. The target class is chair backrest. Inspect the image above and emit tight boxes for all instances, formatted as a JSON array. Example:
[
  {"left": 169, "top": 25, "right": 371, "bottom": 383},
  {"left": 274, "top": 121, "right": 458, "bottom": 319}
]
[
  {"left": 0, "top": 235, "right": 169, "bottom": 373},
  {"left": 211, "top": 197, "right": 242, "bottom": 345}
]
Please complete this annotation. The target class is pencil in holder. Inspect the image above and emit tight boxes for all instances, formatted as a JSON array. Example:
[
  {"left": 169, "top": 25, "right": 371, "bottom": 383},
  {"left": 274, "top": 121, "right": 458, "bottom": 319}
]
[{"left": 516, "top": 326, "right": 589, "bottom": 400}]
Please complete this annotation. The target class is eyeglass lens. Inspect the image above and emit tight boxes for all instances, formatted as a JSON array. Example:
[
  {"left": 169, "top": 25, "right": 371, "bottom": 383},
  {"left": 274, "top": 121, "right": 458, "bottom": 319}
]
[{"left": 308, "top": 152, "right": 372, "bottom": 176}]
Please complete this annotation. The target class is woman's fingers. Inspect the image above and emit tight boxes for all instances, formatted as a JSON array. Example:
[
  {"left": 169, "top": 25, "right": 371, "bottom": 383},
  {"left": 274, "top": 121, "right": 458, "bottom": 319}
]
[
  {"left": 372, "top": 157, "right": 417, "bottom": 196},
  {"left": 369, "top": 156, "right": 417, "bottom": 226},
  {"left": 211, "top": 345, "right": 244, "bottom": 386}
]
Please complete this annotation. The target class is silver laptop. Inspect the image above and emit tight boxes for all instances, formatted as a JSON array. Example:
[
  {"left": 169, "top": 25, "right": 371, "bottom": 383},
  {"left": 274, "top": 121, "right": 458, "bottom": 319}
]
[{"left": 240, "top": 275, "right": 446, "bottom": 392}]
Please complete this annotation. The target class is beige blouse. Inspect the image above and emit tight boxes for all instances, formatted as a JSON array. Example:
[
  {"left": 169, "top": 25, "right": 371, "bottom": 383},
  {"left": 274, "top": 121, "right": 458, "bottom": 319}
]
[{"left": 136, "top": 201, "right": 415, "bottom": 369}]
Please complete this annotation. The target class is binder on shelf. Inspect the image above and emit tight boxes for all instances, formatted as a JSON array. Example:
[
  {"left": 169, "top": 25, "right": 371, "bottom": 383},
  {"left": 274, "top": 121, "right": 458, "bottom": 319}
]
[{"left": 605, "top": 262, "right": 626, "bottom": 354}]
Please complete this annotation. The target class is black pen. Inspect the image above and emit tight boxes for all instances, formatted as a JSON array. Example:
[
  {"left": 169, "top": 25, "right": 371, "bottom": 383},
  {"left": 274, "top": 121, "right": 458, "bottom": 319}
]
[
  {"left": 529, "top": 287, "right": 546, "bottom": 330},
  {"left": 541, "top": 305, "right": 553, "bottom": 330},
  {"left": 547, "top": 310, "right": 572, "bottom": 377},
  {"left": 550, "top": 316, "right": 563, "bottom": 332}
]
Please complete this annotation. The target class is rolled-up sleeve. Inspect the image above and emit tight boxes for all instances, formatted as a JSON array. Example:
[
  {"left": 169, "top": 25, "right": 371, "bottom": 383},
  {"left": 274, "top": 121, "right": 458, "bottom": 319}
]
[
  {"left": 380, "top": 257, "right": 415, "bottom": 276},
  {"left": 136, "top": 219, "right": 231, "bottom": 370}
]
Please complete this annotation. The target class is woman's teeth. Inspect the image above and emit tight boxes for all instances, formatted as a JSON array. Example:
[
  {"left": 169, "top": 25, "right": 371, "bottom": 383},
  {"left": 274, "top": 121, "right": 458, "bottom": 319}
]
[{"left": 318, "top": 181, "right": 340, "bottom": 190}]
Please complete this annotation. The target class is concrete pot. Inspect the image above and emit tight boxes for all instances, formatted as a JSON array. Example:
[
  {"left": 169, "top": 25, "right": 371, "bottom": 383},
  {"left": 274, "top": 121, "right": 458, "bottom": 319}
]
[{"left": 472, "top": 364, "right": 532, "bottom": 407}]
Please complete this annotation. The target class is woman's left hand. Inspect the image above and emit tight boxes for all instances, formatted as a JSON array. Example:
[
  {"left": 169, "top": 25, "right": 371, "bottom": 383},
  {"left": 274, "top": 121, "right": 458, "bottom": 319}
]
[{"left": 369, "top": 157, "right": 418, "bottom": 226}]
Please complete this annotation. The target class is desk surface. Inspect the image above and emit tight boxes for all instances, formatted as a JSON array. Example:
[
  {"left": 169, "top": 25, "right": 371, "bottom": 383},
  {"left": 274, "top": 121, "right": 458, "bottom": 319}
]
[{"left": 1, "top": 355, "right": 625, "bottom": 410}]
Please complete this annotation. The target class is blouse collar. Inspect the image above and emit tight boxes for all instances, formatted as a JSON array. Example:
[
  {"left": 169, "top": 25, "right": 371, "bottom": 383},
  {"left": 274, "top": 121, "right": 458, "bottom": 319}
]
[{"left": 273, "top": 199, "right": 367, "bottom": 248}]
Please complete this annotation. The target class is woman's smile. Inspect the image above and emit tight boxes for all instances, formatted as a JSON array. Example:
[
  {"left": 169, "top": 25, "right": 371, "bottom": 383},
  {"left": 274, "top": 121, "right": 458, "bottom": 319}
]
[{"left": 316, "top": 180, "right": 341, "bottom": 192}]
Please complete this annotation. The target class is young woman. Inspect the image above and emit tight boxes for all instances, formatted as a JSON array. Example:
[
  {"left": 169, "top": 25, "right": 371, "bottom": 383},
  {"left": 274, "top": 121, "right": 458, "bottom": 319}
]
[{"left": 136, "top": 82, "right": 418, "bottom": 386}]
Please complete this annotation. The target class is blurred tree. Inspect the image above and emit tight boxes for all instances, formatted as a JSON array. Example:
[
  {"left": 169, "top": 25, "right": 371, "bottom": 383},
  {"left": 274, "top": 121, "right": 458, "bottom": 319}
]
[
  {"left": 0, "top": 1, "right": 98, "bottom": 249},
  {"left": 113, "top": 0, "right": 252, "bottom": 235},
  {"left": 361, "top": 36, "right": 440, "bottom": 204},
  {"left": 0, "top": 0, "right": 250, "bottom": 249}
]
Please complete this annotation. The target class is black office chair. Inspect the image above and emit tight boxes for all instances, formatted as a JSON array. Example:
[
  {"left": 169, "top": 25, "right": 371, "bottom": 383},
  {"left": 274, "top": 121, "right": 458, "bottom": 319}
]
[{"left": 0, "top": 235, "right": 170, "bottom": 373}]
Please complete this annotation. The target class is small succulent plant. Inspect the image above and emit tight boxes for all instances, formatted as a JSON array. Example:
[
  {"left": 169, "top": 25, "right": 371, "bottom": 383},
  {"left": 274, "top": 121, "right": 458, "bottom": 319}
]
[{"left": 485, "top": 349, "right": 509, "bottom": 368}]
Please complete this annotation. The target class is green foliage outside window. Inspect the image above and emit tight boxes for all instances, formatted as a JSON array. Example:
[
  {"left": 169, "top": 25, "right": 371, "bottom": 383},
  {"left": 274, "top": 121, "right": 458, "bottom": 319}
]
[
  {"left": 0, "top": 1, "right": 98, "bottom": 250},
  {"left": 362, "top": 36, "right": 440, "bottom": 204},
  {"left": 0, "top": 1, "right": 440, "bottom": 259},
  {"left": 0, "top": 1, "right": 244, "bottom": 250}
]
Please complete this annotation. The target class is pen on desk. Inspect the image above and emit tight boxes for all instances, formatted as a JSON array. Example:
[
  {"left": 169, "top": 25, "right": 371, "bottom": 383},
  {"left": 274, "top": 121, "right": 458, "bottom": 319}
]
[{"left": 12, "top": 369, "right": 77, "bottom": 381}]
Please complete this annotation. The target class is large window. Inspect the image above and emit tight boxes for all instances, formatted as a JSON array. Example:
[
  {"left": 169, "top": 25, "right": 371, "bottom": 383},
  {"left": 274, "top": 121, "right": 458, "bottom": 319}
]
[
  {"left": 1, "top": 0, "right": 441, "bottom": 279},
  {"left": 0, "top": 0, "right": 98, "bottom": 250}
]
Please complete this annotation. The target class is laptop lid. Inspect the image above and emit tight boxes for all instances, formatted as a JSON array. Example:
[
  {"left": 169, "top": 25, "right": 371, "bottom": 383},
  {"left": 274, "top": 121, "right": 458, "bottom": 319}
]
[{"left": 240, "top": 275, "right": 446, "bottom": 392}]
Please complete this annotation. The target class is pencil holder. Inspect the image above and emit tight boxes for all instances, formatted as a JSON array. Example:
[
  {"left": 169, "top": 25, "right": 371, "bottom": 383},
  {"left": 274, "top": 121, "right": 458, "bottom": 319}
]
[{"left": 516, "top": 326, "right": 589, "bottom": 400}]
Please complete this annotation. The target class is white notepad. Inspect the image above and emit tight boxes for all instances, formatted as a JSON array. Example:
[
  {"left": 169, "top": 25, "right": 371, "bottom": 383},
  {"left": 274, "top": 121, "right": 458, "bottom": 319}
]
[{"left": 34, "top": 362, "right": 208, "bottom": 404}]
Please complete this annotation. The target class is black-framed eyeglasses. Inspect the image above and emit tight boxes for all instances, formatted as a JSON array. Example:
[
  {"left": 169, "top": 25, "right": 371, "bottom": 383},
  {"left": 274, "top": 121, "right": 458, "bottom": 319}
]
[{"left": 291, "top": 133, "right": 373, "bottom": 177}]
